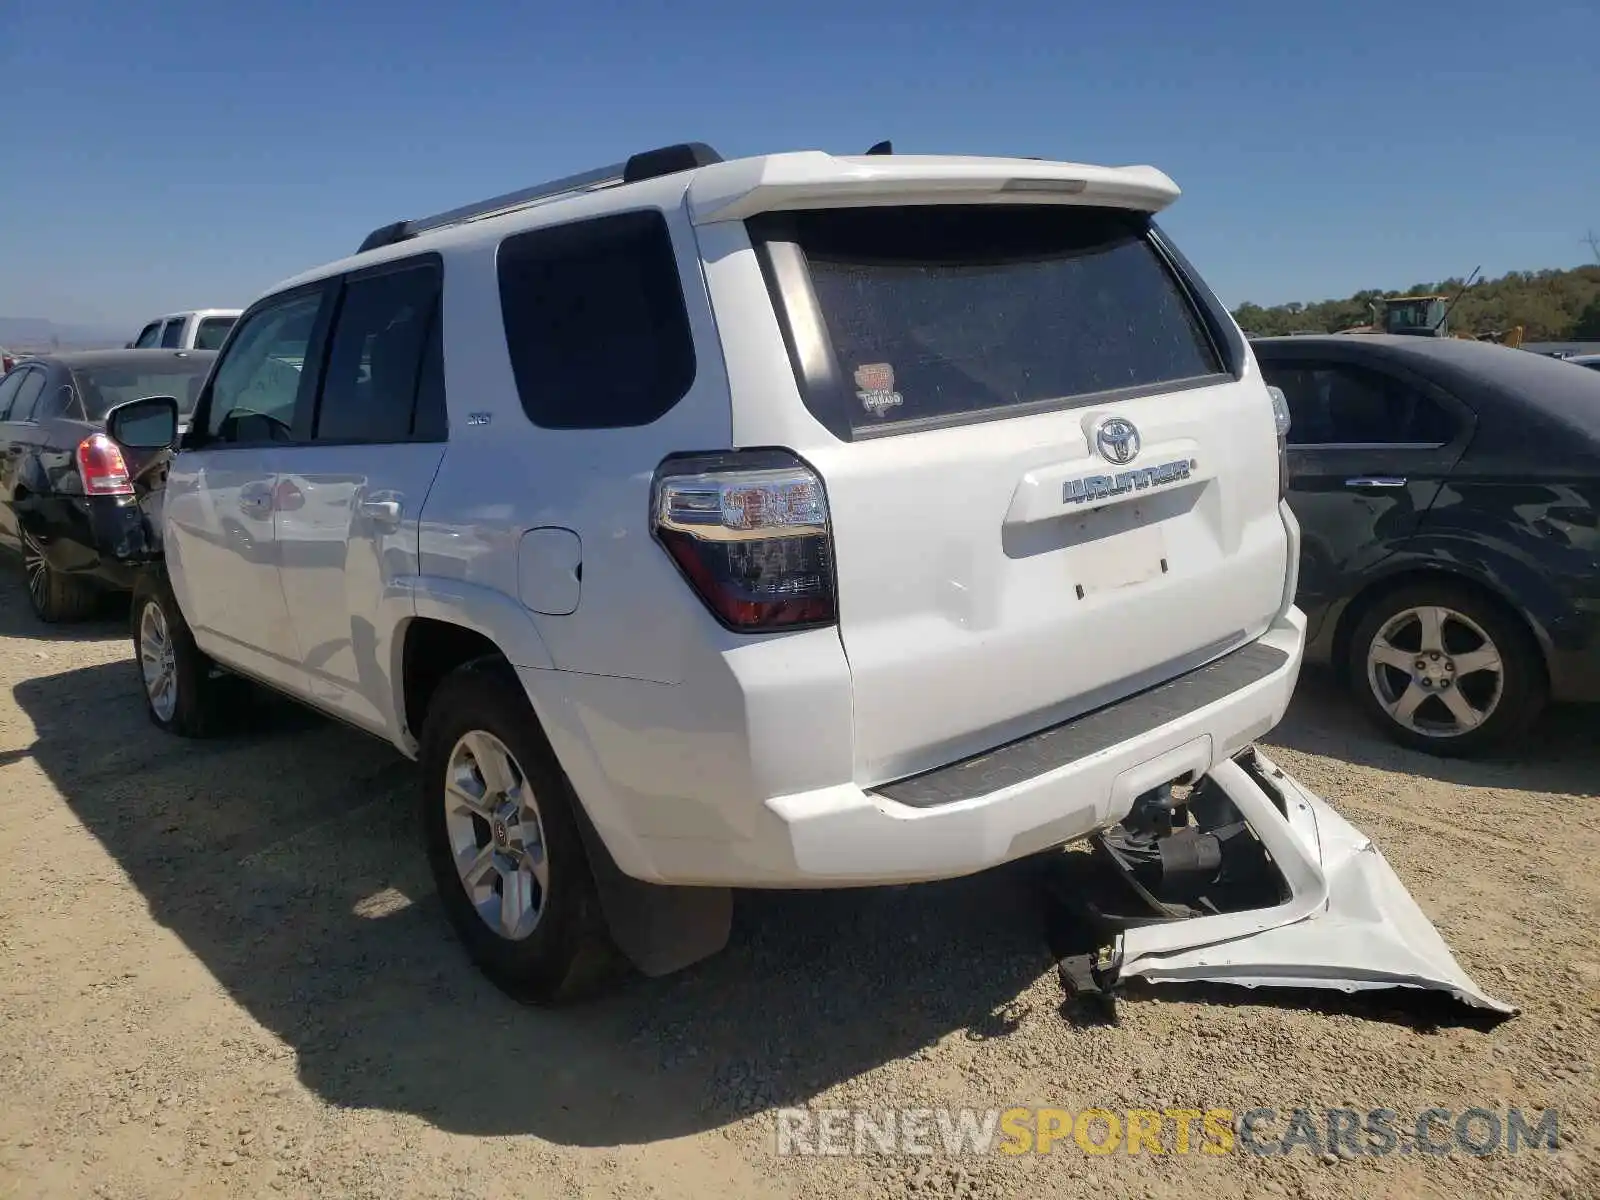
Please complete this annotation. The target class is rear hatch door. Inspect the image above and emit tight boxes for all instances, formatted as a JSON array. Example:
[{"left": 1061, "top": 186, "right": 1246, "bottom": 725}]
[{"left": 740, "top": 201, "right": 1291, "bottom": 784}]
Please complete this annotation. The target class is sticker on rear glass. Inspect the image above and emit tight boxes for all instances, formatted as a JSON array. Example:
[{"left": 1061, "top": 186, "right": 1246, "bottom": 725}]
[{"left": 854, "top": 363, "right": 903, "bottom": 418}]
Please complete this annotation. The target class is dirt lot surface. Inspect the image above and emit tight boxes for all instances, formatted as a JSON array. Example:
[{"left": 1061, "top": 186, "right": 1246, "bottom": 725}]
[{"left": 1, "top": 572, "right": 1597, "bottom": 1200}]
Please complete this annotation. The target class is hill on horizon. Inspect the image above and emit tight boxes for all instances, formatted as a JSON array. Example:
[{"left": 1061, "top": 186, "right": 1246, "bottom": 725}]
[
  {"left": 0, "top": 316, "right": 127, "bottom": 352},
  {"left": 1232, "top": 263, "right": 1600, "bottom": 341}
]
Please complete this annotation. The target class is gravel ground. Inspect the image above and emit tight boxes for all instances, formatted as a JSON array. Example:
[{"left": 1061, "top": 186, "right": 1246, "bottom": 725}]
[{"left": 0, "top": 569, "right": 1596, "bottom": 1200}]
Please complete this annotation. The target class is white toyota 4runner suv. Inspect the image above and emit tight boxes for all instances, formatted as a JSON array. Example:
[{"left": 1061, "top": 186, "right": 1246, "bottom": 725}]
[{"left": 105, "top": 142, "right": 1308, "bottom": 1003}]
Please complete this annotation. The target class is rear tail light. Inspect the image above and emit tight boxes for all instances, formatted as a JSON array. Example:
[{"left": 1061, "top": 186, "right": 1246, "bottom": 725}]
[
  {"left": 76, "top": 432, "right": 134, "bottom": 496},
  {"left": 651, "top": 450, "right": 835, "bottom": 631},
  {"left": 1267, "top": 385, "right": 1292, "bottom": 498}
]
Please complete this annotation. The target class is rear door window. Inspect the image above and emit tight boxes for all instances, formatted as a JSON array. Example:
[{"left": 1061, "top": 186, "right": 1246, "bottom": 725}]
[
  {"left": 751, "top": 205, "right": 1224, "bottom": 436},
  {"left": 8, "top": 370, "right": 47, "bottom": 422},
  {"left": 312, "top": 259, "right": 442, "bottom": 443},
  {"left": 0, "top": 369, "right": 26, "bottom": 420},
  {"left": 36, "top": 382, "right": 77, "bottom": 420},
  {"left": 159, "top": 319, "right": 187, "bottom": 349},
  {"left": 1263, "top": 360, "right": 1457, "bottom": 446}
]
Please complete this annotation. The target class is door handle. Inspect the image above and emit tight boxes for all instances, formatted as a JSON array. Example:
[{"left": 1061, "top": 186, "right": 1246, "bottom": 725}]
[
  {"left": 358, "top": 498, "right": 403, "bottom": 524},
  {"left": 238, "top": 491, "right": 271, "bottom": 515},
  {"left": 1344, "top": 477, "right": 1407, "bottom": 489}
]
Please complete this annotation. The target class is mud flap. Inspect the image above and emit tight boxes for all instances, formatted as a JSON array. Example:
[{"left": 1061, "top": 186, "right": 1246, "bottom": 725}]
[
  {"left": 569, "top": 795, "right": 733, "bottom": 977},
  {"left": 1061, "top": 748, "right": 1515, "bottom": 1017}
]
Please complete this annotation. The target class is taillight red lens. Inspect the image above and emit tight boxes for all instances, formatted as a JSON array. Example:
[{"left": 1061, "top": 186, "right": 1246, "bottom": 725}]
[
  {"left": 76, "top": 432, "right": 134, "bottom": 496},
  {"left": 652, "top": 450, "right": 836, "bottom": 631}
]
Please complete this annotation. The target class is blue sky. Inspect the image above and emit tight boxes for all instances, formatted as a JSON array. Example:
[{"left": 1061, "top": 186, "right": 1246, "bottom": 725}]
[{"left": 2, "top": 0, "right": 1595, "bottom": 328}]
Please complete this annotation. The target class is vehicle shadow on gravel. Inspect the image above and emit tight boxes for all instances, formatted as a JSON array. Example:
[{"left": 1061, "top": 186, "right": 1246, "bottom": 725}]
[
  {"left": 1264, "top": 666, "right": 1599, "bottom": 797},
  {"left": 12, "top": 652, "right": 1050, "bottom": 1147}
]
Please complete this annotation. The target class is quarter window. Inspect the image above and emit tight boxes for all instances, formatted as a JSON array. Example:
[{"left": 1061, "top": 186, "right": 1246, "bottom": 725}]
[
  {"left": 497, "top": 210, "right": 696, "bottom": 430},
  {"left": 314, "top": 261, "right": 442, "bottom": 444},
  {"left": 1263, "top": 361, "right": 1456, "bottom": 446},
  {"left": 204, "top": 292, "right": 323, "bottom": 444}
]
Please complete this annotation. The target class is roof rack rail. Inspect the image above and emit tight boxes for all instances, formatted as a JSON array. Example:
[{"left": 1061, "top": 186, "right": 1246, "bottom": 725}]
[{"left": 355, "top": 141, "right": 724, "bottom": 254}]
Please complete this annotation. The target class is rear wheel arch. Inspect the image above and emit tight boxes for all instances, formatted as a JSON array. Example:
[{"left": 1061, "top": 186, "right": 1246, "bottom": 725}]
[
  {"left": 403, "top": 619, "right": 731, "bottom": 989},
  {"left": 399, "top": 617, "right": 517, "bottom": 743}
]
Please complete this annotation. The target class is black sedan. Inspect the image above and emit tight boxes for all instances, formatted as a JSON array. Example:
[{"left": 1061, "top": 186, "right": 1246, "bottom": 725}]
[
  {"left": 0, "top": 349, "right": 215, "bottom": 620},
  {"left": 1253, "top": 334, "right": 1600, "bottom": 755}
]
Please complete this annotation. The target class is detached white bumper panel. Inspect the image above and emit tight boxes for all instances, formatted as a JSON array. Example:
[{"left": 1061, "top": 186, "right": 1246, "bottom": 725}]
[{"left": 1112, "top": 750, "right": 1515, "bottom": 1015}]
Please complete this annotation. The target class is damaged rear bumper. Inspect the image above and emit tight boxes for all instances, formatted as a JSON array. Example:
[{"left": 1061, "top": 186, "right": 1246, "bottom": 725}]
[{"left": 1055, "top": 747, "right": 1515, "bottom": 1017}]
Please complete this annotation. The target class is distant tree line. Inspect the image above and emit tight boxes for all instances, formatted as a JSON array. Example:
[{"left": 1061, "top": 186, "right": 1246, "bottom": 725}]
[{"left": 1231, "top": 263, "right": 1600, "bottom": 342}]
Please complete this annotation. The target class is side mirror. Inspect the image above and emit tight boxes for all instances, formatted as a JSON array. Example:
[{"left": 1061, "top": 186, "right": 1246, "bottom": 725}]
[{"left": 106, "top": 395, "right": 181, "bottom": 451}]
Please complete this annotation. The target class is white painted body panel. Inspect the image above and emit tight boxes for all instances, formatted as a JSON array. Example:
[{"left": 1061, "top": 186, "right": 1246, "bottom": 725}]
[
  {"left": 274, "top": 443, "right": 445, "bottom": 738},
  {"left": 164, "top": 449, "right": 304, "bottom": 692},
  {"left": 521, "top": 611, "right": 1303, "bottom": 886}
]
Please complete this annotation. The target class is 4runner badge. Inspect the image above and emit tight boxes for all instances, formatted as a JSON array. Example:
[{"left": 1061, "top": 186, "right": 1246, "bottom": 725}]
[
  {"left": 1063, "top": 458, "right": 1196, "bottom": 506},
  {"left": 853, "top": 363, "right": 904, "bottom": 418}
]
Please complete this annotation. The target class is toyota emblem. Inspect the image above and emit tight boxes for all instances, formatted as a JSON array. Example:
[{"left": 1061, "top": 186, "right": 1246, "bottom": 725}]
[{"left": 1094, "top": 417, "right": 1141, "bottom": 465}]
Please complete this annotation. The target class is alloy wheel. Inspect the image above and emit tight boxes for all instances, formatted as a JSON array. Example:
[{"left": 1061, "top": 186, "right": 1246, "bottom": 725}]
[
  {"left": 21, "top": 528, "right": 47, "bottom": 610},
  {"left": 1366, "top": 605, "right": 1504, "bottom": 739},
  {"left": 139, "top": 601, "right": 179, "bottom": 722},
  {"left": 443, "top": 730, "right": 550, "bottom": 941}
]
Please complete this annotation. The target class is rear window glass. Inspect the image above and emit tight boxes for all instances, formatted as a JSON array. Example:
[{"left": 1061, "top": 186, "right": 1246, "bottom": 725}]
[
  {"left": 74, "top": 358, "right": 214, "bottom": 419},
  {"left": 756, "top": 206, "right": 1223, "bottom": 433},
  {"left": 497, "top": 210, "right": 696, "bottom": 430},
  {"left": 314, "top": 261, "right": 441, "bottom": 443},
  {"left": 194, "top": 316, "right": 236, "bottom": 350}
]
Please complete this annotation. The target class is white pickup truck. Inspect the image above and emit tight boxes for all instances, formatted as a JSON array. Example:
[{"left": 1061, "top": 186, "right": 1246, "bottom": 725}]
[{"left": 128, "top": 309, "right": 241, "bottom": 352}]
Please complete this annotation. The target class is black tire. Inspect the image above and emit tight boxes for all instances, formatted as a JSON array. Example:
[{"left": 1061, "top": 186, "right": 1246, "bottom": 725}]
[
  {"left": 130, "top": 571, "right": 223, "bottom": 738},
  {"left": 1347, "top": 580, "right": 1545, "bottom": 757},
  {"left": 21, "top": 526, "right": 99, "bottom": 623},
  {"left": 419, "top": 662, "right": 615, "bottom": 1004}
]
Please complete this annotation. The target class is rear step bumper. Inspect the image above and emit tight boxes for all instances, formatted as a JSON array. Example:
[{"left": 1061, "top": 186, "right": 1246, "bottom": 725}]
[
  {"left": 874, "top": 640, "right": 1291, "bottom": 809},
  {"left": 624, "top": 607, "right": 1306, "bottom": 887}
]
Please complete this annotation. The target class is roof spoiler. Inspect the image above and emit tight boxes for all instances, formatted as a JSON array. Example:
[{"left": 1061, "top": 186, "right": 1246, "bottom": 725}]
[
  {"left": 355, "top": 142, "right": 724, "bottom": 254},
  {"left": 685, "top": 153, "right": 1180, "bottom": 225}
]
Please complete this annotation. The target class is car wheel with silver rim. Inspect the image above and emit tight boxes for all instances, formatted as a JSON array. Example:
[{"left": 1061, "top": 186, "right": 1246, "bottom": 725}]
[
  {"left": 139, "top": 598, "right": 180, "bottom": 722},
  {"left": 21, "top": 527, "right": 47, "bottom": 610},
  {"left": 1349, "top": 581, "right": 1544, "bottom": 757},
  {"left": 18, "top": 525, "right": 97, "bottom": 622},
  {"left": 420, "top": 664, "right": 613, "bottom": 1003},
  {"left": 129, "top": 572, "right": 222, "bottom": 737},
  {"left": 443, "top": 730, "right": 551, "bottom": 941}
]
